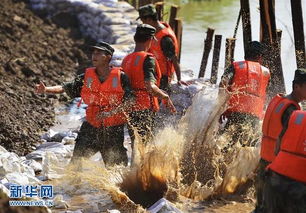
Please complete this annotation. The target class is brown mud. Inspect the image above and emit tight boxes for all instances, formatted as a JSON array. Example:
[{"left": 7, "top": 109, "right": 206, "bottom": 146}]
[{"left": 0, "top": 0, "right": 90, "bottom": 156}]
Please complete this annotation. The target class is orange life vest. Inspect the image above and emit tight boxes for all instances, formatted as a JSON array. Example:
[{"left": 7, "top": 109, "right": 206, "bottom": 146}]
[
  {"left": 121, "top": 51, "right": 161, "bottom": 112},
  {"left": 268, "top": 110, "right": 306, "bottom": 183},
  {"left": 148, "top": 22, "right": 179, "bottom": 78},
  {"left": 226, "top": 61, "right": 270, "bottom": 119},
  {"left": 260, "top": 94, "right": 300, "bottom": 162},
  {"left": 80, "top": 67, "right": 126, "bottom": 128}
]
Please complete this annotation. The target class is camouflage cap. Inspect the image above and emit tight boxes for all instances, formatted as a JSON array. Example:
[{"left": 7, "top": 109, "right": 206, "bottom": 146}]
[
  {"left": 135, "top": 24, "right": 156, "bottom": 38},
  {"left": 245, "top": 41, "right": 266, "bottom": 59},
  {"left": 294, "top": 68, "right": 306, "bottom": 82},
  {"left": 91, "top": 41, "right": 114, "bottom": 56},
  {"left": 137, "top": 4, "right": 157, "bottom": 20}
]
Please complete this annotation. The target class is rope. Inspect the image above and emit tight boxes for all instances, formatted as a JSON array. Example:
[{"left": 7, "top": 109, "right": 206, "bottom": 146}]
[{"left": 233, "top": 9, "right": 241, "bottom": 39}]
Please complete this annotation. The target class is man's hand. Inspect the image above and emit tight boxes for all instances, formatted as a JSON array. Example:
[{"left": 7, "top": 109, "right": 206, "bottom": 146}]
[
  {"left": 35, "top": 81, "right": 46, "bottom": 94},
  {"left": 163, "top": 96, "right": 176, "bottom": 113},
  {"left": 177, "top": 80, "right": 189, "bottom": 86}
]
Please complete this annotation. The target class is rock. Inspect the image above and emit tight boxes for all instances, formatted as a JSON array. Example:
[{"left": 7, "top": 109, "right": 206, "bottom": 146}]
[
  {"left": 5, "top": 172, "right": 29, "bottom": 185},
  {"left": 0, "top": 146, "right": 8, "bottom": 154},
  {"left": 107, "top": 210, "right": 121, "bottom": 213},
  {"left": 53, "top": 194, "right": 69, "bottom": 209},
  {"left": 23, "top": 159, "right": 43, "bottom": 173},
  {"left": 0, "top": 152, "right": 22, "bottom": 176},
  {"left": 0, "top": 183, "right": 10, "bottom": 198},
  {"left": 147, "top": 198, "right": 182, "bottom": 213}
]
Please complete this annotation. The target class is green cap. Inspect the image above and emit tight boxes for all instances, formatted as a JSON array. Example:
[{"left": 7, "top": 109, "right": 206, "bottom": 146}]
[
  {"left": 137, "top": 4, "right": 157, "bottom": 20},
  {"left": 294, "top": 68, "right": 306, "bottom": 82},
  {"left": 91, "top": 41, "right": 114, "bottom": 56},
  {"left": 135, "top": 24, "right": 156, "bottom": 38}
]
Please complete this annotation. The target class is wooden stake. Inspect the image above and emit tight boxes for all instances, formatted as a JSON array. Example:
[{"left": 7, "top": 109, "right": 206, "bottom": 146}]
[
  {"left": 155, "top": 2, "right": 164, "bottom": 21},
  {"left": 224, "top": 38, "right": 236, "bottom": 71},
  {"left": 210, "top": 35, "right": 222, "bottom": 84},
  {"left": 131, "top": 0, "right": 137, "bottom": 9},
  {"left": 290, "top": 0, "right": 306, "bottom": 68},
  {"left": 152, "top": 0, "right": 163, "bottom": 4},
  {"left": 198, "top": 28, "right": 215, "bottom": 78},
  {"left": 260, "top": 0, "right": 285, "bottom": 97},
  {"left": 174, "top": 18, "right": 183, "bottom": 62},
  {"left": 169, "top": 5, "right": 179, "bottom": 30},
  {"left": 138, "top": 0, "right": 152, "bottom": 8},
  {"left": 240, "top": 0, "right": 252, "bottom": 52}
]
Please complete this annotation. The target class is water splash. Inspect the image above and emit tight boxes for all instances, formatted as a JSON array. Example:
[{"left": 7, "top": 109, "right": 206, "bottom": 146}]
[{"left": 50, "top": 84, "right": 261, "bottom": 211}]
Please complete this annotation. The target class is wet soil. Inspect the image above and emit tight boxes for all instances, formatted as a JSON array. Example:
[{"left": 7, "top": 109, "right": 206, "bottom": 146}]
[{"left": 0, "top": 0, "right": 90, "bottom": 156}]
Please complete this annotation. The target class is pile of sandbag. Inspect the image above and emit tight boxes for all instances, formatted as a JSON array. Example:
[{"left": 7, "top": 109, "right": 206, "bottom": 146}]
[{"left": 28, "top": 0, "right": 138, "bottom": 66}]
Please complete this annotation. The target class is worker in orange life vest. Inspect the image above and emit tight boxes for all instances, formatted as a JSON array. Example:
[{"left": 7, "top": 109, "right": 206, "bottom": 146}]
[
  {"left": 137, "top": 4, "right": 188, "bottom": 93},
  {"left": 219, "top": 41, "right": 270, "bottom": 149},
  {"left": 35, "top": 42, "right": 134, "bottom": 166},
  {"left": 253, "top": 68, "right": 306, "bottom": 213},
  {"left": 121, "top": 24, "right": 176, "bottom": 148},
  {"left": 262, "top": 110, "right": 306, "bottom": 213}
]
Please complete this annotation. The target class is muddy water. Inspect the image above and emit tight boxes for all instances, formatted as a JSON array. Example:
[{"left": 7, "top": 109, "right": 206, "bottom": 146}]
[
  {"left": 167, "top": 0, "right": 306, "bottom": 92},
  {"left": 49, "top": 85, "right": 261, "bottom": 212}
]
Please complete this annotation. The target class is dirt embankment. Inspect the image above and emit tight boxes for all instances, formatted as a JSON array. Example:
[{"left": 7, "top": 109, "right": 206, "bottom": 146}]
[{"left": 0, "top": 0, "right": 90, "bottom": 156}]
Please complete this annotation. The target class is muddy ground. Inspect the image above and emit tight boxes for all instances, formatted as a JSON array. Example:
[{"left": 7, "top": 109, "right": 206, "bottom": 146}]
[{"left": 0, "top": 0, "right": 92, "bottom": 156}]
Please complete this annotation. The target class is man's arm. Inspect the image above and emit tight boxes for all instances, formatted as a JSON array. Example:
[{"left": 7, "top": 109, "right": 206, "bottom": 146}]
[
  {"left": 160, "top": 36, "right": 187, "bottom": 85},
  {"left": 143, "top": 56, "right": 176, "bottom": 113},
  {"left": 36, "top": 82, "right": 64, "bottom": 94},
  {"left": 35, "top": 74, "right": 84, "bottom": 99},
  {"left": 274, "top": 104, "right": 299, "bottom": 155}
]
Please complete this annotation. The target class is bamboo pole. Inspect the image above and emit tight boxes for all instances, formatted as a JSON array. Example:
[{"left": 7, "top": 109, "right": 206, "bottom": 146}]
[
  {"left": 290, "top": 0, "right": 306, "bottom": 68},
  {"left": 240, "top": 0, "right": 252, "bottom": 52},
  {"left": 210, "top": 35, "right": 222, "bottom": 84},
  {"left": 224, "top": 38, "right": 236, "bottom": 71},
  {"left": 198, "top": 28, "right": 215, "bottom": 78}
]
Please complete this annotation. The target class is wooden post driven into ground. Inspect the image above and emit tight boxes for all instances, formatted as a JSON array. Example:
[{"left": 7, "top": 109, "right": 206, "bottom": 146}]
[
  {"left": 169, "top": 5, "right": 178, "bottom": 30},
  {"left": 240, "top": 0, "right": 252, "bottom": 52},
  {"left": 290, "top": 0, "right": 306, "bottom": 68},
  {"left": 210, "top": 35, "right": 222, "bottom": 84},
  {"left": 198, "top": 28, "right": 214, "bottom": 78},
  {"left": 224, "top": 38, "right": 236, "bottom": 71},
  {"left": 138, "top": 0, "right": 152, "bottom": 8},
  {"left": 259, "top": 0, "right": 277, "bottom": 44},
  {"left": 131, "top": 0, "right": 137, "bottom": 9},
  {"left": 174, "top": 18, "right": 183, "bottom": 62},
  {"left": 155, "top": 2, "right": 164, "bottom": 21},
  {"left": 260, "top": 0, "right": 285, "bottom": 96},
  {"left": 275, "top": 29, "right": 285, "bottom": 89}
]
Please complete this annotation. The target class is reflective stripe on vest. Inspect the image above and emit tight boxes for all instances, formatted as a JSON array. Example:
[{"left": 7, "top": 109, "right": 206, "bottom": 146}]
[
  {"left": 268, "top": 110, "right": 306, "bottom": 183},
  {"left": 260, "top": 95, "right": 300, "bottom": 162},
  {"left": 226, "top": 61, "right": 270, "bottom": 119},
  {"left": 80, "top": 67, "right": 126, "bottom": 127},
  {"left": 148, "top": 22, "right": 178, "bottom": 78},
  {"left": 121, "top": 51, "right": 161, "bottom": 112}
]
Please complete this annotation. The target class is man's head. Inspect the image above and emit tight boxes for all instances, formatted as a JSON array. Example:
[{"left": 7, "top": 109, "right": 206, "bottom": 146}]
[
  {"left": 292, "top": 68, "right": 306, "bottom": 101},
  {"left": 134, "top": 24, "right": 156, "bottom": 49},
  {"left": 244, "top": 41, "right": 266, "bottom": 62},
  {"left": 90, "top": 41, "right": 114, "bottom": 67},
  {"left": 137, "top": 4, "right": 158, "bottom": 25}
]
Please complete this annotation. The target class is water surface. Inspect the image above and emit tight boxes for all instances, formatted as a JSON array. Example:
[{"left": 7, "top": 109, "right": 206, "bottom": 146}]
[{"left": 167, "top": 0, "right": 306, "bottom": 92}]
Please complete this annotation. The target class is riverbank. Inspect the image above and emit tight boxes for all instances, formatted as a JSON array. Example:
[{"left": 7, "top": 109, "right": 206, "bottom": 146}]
[{"left": 0, "top": 0, "right": 139, "bottom": 156}]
